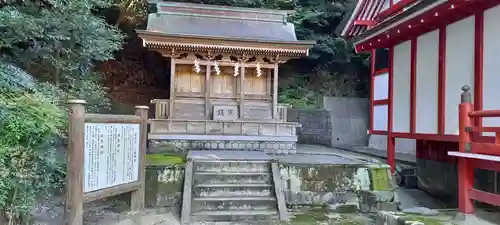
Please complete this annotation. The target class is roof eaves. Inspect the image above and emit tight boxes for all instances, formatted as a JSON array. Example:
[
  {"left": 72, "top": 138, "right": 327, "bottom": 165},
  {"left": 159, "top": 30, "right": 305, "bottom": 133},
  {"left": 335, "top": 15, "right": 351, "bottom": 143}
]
[
  {"left": 136, "top": 30, "right": 316, "bottom": 46},
  {"left": 351, "top": 0, "right": 445, "bottom": 44},
  {"left": 341, "top": 0, "right": 366, "bottom": 37}
]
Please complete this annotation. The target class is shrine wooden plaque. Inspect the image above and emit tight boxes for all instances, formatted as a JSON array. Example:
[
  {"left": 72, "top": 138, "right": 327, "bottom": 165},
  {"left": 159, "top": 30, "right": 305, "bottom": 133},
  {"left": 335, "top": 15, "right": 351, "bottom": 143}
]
[{"left": 64, "top": 100, "right": 148, "bottom": 225}]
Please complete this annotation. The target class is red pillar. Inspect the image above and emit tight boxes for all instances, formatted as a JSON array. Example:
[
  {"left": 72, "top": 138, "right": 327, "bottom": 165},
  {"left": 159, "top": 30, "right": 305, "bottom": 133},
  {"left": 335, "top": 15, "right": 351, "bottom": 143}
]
[
  {"left": 387, "top": 47, "right": 395, "bottom": 173},
  {"left": 458, "top": 85, "right": 474, "bottom": 214},
  {"left": 387, "top": 135, "right": 396, "bottom": 173}
]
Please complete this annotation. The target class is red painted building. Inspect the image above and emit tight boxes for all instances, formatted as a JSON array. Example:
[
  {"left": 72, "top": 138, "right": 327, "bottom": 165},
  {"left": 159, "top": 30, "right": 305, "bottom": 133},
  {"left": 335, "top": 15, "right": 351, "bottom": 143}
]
[{"left": 342, "top": 0, "right": 500, "bottom": 214}]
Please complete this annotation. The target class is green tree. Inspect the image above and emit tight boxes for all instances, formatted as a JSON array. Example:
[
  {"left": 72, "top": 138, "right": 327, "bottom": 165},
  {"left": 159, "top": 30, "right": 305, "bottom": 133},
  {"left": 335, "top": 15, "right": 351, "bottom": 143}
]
[
  {"left": 0, "top": 0, "right": 124, "bottom": 111},
  {"left": 0, "top": 0, "right": 125, "bottom": 223}
]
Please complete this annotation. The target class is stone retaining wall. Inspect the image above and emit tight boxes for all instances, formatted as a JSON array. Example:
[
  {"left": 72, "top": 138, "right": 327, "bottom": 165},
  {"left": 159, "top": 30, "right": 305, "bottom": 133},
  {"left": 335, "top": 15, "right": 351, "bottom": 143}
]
[
  {"left": 287, "top": 96, "right": 370, "bottom": 147},
  {"left": 145, "top": 163, "right": 399, "bottom": 213}
]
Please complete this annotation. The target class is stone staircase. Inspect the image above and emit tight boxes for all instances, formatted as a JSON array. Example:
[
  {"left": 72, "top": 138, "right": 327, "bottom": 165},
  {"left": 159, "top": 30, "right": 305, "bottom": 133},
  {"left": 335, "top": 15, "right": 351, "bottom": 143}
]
[{"left": 181, "top": 151, "right": 287, "bottom": 224}]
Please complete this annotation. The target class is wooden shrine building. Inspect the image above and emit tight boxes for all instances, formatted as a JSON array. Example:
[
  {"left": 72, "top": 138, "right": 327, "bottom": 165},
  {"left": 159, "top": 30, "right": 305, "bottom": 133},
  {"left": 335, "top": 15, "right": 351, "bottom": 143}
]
[
  {"left": 137, "top": 2, "right": 315, "bottom": 153},
  {"left": 342, "top": 0, "right": 500, "bottom": 216}
]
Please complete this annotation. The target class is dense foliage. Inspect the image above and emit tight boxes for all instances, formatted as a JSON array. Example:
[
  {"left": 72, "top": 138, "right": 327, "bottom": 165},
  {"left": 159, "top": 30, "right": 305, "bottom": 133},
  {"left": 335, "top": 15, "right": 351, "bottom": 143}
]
[
  {"left": 0, "top": 0, "right": 124, "bottom": 223},
  {"left": 104, "top": 0, "right": 370, "bottom": 108},
  {"left": 0, "top": 0, "right": 124, "bottom": 110},
  {"left": 0, "top": 0, "right": 370, "bottom": 223}
]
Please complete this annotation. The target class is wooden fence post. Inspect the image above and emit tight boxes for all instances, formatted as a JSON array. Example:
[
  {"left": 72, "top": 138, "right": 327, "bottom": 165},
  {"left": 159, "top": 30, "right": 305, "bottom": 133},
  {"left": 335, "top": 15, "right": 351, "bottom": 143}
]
[
  {"left": 64, "top": 100, "right": 86, "bottom": 225},
  {"left": 131, "top": 105, "right": 149, "bottom": 211},
  {"left": 458, "top": 85, "right": 474, "bottom": 214}
]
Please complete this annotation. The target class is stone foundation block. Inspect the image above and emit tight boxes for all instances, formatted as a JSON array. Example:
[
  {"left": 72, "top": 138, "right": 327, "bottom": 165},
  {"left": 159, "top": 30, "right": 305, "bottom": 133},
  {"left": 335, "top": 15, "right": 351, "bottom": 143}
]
[{"left": 149, "top": 139, "right": 297, "bottom": 154}]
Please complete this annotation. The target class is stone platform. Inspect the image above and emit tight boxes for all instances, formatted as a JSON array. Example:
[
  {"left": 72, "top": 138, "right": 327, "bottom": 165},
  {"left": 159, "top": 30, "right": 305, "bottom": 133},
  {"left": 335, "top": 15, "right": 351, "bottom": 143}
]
[
  {"left": 187, "top": 150, "right": 273, "bottom": 161},
  {"left": 147, "top": 146, "right": 400, "bottom": 214},
  {"left": 149, "top": 138, "right": 297, "bottom": 155}
]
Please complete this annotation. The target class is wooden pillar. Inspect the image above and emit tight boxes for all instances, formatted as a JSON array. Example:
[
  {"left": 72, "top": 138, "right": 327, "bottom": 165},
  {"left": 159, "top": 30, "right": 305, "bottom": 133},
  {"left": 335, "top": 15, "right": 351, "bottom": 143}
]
[
  {"left": 266, "top": 68, "right": 272, "bottom": 96},
  {"left": 64, "top": 100, "right": 86, "bottom": 225},
  {"left": 458, "top": 85, "right": 475, "bottom": 214},
  {"left": 387, "top": 135, "right": 395, "bottom": 174},
  {"left": 131, "top": 105, "right": 149, "bottom": 211},
  {"left": 205, "top": 64, "right": 211, "bottom": 119},
  {"left": 240, "top": 63, "right": 245, "bottom": 119},
  {"left": 169, "top": 57, "right": 176, "bottom": 118},
  {"left": 387, "top": 47, "right": 395, "bottom": 173},
  {"left": 272, "top": 63, "right": 278, "bottom": 120}
]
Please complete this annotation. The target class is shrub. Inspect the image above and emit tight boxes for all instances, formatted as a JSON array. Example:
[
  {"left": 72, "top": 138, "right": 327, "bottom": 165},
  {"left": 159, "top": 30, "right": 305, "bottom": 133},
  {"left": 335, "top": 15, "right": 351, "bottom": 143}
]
[{"left": 0, "top": 91, "right": 65, "bottom": 224}]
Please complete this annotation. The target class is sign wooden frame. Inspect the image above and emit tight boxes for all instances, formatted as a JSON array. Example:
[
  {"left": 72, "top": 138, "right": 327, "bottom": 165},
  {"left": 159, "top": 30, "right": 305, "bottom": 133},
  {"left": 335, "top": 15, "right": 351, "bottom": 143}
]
[{"left": 64, "top": 100, "right": 149, "bottom": 225}]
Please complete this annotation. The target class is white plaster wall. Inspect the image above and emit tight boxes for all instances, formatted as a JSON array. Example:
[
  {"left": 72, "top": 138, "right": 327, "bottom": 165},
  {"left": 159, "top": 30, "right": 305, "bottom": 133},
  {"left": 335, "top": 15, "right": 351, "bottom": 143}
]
[
  {"left": 445, "top": 16, "right": 475, "bottom": 135},
  {"left": 482, "top": 5, "right": 500, "bottom": 136},
  {"left": 368, "top": 135, "right": 416, "bottom": 155},
  {"left": 374, "top": 73, "right": 389, "bottom": 101},
  {"left": 373, "top": 105, "right": 388, "bottom": 131},
  {"left": 381, "top": 0, "right": 390, "bottom": 11},
  {"left": 392, "top": 40, "right": 412, "bottom": 133},
  {"left": 416, "top": 30, "right": 439, "bottom": 134}
]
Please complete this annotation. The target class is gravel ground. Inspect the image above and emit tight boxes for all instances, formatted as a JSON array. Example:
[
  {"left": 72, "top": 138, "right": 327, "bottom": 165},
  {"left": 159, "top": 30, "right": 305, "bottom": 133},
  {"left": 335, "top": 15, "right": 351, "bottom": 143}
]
[{"left": 32, "top": 194, "right": 181, "bottom": 225}]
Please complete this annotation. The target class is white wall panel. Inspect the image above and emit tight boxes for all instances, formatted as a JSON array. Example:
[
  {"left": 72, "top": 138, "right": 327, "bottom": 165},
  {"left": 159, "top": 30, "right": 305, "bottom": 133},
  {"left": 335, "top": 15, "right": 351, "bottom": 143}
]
[
  {"left": 381, "top": 0, "right": 390, "bottom": 11},
  {"left": 416, "top": 30, "right": 439, "bottom": 134},
  {"left": 374, "top": 73, "right": 389, "bottom": 100},
  {"left": 373, "top": 105, "right": 388, "bottom": 131},
  {"left": 392, "top": 40, "right": 411, "bottom": 133},
  {"left": 482, "top": 5, "right": 500, "bottom": 136},
  {"left": 445, "top": 16, "right": 475, "bottom": 135}
]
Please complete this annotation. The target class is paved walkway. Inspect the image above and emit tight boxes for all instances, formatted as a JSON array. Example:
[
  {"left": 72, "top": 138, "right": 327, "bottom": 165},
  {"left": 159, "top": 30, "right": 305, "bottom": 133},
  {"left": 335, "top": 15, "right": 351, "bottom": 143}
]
[
  {"left": 332, "top": 145, "right": 416, "bottom": 165},
  {"left": 188, "top": 146, "right": 385, "bottom": 166}
]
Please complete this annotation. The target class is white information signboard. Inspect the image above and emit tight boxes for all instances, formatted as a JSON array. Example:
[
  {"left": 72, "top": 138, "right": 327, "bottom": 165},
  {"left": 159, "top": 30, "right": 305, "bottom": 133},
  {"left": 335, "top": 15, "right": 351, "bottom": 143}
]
[{"left": 83, "top": 123, "right": 140, "bottom": 193}]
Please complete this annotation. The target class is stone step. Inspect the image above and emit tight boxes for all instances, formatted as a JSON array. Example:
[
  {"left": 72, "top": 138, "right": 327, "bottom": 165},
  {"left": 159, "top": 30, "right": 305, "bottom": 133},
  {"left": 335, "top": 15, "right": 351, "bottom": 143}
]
[
  {"left": 194, "top": 171, "right": 269, "bottom": 176},
  {"left": 194, "top": 161, "right": 270, "bottom": 174},
  {"left": 192, "top": 196, "right": 276, "bottom": 202},
  {"left": 191, "top": 210, "right": 278, "bottom": 222},
  {"left": 194, "top": 183, "right": 272, "bottom": 188},
  {"left": 193, "top": 174, "right": 272, "bottom": 186},
  {"left": 193, "top": 186, "right": 274, "bottom": 198},
  {"left": 191, "top": 199, "right": 277, "bottom": 212},
  {"left": 193, "top": 210, "right": 278, "bottom": 216}
]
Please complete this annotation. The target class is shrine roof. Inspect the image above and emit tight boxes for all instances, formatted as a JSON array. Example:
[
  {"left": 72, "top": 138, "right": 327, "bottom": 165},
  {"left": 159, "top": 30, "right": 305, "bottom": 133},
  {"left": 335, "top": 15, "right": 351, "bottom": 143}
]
[
  {"left": 137, "top": 2, "right": 315, "bottom": 57},
  {"left": 143, "top": 2, "right": 303, "bottom": 42}
]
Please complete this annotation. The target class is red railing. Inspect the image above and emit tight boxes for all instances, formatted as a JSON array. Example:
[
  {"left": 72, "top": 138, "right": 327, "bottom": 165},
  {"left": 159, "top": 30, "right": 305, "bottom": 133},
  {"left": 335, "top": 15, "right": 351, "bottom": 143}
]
[{"left": 454, "top": 85, "right": 500, "bottom": 214}]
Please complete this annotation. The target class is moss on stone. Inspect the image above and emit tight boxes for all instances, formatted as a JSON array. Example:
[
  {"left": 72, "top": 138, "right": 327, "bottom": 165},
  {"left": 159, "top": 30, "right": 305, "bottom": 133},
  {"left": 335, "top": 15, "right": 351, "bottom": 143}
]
[
  {"left": 145, "top": 154, "right": 185, "bottom": 166},
  {"left": 291, "top": 207, "right": 329, "bottom": 224},
  {"left": 401, "top": 215, "right": 446, "bottom": 225},
  {"left": 370, "top": 168, "right": 392, "bottom": 191}
]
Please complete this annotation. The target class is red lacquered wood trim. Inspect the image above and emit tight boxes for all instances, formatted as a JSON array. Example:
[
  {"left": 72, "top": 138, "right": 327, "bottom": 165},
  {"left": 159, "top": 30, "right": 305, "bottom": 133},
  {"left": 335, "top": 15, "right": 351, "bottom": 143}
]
[
  {"left": 371, "top": 130, "right": 388, "bottom": 135},
  {"left": 469, "top": 127, "right": 500, "bottom": 133},
  {"left": 392, "top": 132, "right": 458, "bottom": 142},
  {"left": 469, "top": 188, "right": 500, "bottom": 207},
  {"left": 374, "top": 68, "right": 389, "bottom": 75},
  {"left": 387, "top": 46, "right": 395, "bottom": 173},
  {"left": 354, "top": 20, "right": 377, "bottom": 26},
  {"left": 472, "top": 159, "right": 500, "bottom": 172},
  {"left": 458, "top": 101, "right": 475, "bottom": 214},
  {"left": 410, "top": 38, "right": 417, "bottom": 134},
  {"left": 469, "top": 110, "right": 500, "bottom": 118},
  {"left": 472, "top": 135, "right": 496, "bottom": 143},
  {"left": 470, "top": 142, "right": 500, "bottom": 156},
  {"left": 355, "top": 0, "right": 500, "bottom": 53},
  {"left": 474, "top": 11, "right": 484, "bottom": 130},
  {"left": 375, "top": 0, "right": 418, "bottom": 21},
  {"left": 388, "top": 47, "right": 394, "bottom": 134},
  {"left": 370, "top": 49, "right": 376, "bottom": 132},
  {"left": 438, "top": 27, "right": 446, "bottom": 135},
  {"left": 373, "top": 99, "right": 389, "bottom": 105}
]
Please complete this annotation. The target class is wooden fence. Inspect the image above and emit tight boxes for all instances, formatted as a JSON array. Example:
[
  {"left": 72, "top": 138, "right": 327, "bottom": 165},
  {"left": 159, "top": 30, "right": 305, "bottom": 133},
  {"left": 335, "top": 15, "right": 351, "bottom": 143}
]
[
  {"left": 450, "top": 85, "right": 500, "bottom": 214},
  {"left": 64, "top": 100, "right": 148, "bottom": 225}
]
